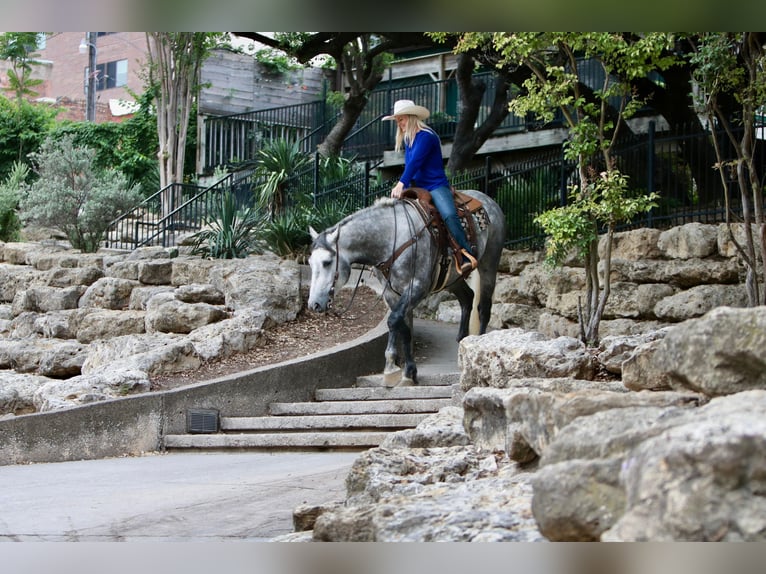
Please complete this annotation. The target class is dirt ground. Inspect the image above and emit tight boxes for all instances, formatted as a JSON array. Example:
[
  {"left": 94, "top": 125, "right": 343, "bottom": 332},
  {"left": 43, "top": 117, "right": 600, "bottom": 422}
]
[{"left": 150, "top": 285, "right": 389, "bottom": 390}]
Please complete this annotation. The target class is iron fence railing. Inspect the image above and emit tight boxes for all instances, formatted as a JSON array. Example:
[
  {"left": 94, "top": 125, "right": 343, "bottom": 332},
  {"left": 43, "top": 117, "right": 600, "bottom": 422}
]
[
  {"left": 104, "top": 169, "right": 258, "bottom": 250},
  {"left": 278, "top": 120, "right": 764, "bottom": 250},
  {"left": 200, "top": 72, "right": 547, "bottom": 174}
]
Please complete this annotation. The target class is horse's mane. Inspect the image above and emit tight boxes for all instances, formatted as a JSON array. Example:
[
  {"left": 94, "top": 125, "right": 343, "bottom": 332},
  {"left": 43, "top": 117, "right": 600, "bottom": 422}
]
[
  {"left": 313, "top": 196, "right": 400, "bottom": 250},
  {"left": 374, "top": 196, "right": 397, "bottom": 207}
]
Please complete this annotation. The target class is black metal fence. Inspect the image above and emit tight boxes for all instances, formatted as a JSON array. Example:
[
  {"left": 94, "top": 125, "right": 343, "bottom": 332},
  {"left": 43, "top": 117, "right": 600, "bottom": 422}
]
[
  {"left": 200, "top": 72, "right": 539, "bottom": 174},
  {"left": 281, "top": 120, "right": 764, "bottom": 250},
  {"left": 104, "top": 169, "right": 257, "bottom": 250}
]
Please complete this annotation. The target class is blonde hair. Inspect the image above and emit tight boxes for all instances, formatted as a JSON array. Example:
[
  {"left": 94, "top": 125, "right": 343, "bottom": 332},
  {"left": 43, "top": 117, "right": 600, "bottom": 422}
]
[{"left": 394, "top": 116, "right": 431, "bottom": 152}]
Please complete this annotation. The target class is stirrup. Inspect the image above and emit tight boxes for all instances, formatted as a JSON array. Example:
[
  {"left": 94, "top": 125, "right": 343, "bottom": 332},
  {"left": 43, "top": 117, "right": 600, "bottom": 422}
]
[{"left": 456, "top": 249, "right": 478, "bottom": 275}]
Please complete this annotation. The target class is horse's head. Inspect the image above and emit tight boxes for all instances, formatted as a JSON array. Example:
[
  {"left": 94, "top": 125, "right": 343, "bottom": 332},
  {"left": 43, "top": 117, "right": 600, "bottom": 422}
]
[{"left": 307, "top": 225, "right": 350, "bottom": 313}]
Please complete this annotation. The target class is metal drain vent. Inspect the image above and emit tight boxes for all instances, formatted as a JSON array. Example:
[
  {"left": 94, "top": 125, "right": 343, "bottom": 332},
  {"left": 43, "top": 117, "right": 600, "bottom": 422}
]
[{"left": 186, "top": 408, "right": 219, "bottom": 434}]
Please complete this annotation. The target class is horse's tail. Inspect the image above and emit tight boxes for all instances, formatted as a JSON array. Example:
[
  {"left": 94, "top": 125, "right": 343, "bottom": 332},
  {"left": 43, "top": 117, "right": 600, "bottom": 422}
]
[{"left": 468, "top": 270, "right": 481, "bottom": 336}]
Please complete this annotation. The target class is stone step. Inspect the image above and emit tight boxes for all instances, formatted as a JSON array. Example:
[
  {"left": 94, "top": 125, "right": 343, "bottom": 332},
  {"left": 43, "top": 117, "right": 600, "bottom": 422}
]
[
  {"left": 164, "top": 431, "right": 389, "bottom": 450},
  {"left": 315, "top": 385, "right": 453, "bottom": 401},
  {"left": 355, "top": 372, "right": 459, "bottom": 388},
  {"left": 221, "top": 413, "right": 429, "bottom": 431},
  {"left": 268, "top": 398, "right": 451, "bottom": 416}
]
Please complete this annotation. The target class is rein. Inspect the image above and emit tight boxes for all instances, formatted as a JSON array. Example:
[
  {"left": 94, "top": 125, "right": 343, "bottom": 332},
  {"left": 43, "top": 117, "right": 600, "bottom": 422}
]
[{"left": 327, "top": 223, "right": 382, "bottom": 318}]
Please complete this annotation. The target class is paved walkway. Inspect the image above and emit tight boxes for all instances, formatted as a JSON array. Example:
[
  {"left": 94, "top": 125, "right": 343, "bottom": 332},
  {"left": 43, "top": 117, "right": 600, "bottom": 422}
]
[{"left": 0, "top": 319, "right": 459, "bottom": 543}]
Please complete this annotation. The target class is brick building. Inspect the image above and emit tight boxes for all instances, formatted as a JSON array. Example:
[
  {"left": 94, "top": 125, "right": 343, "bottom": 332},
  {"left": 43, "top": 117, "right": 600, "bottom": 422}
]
[{"left": 1, "top": 32, "right": 147, "bottom": 123}]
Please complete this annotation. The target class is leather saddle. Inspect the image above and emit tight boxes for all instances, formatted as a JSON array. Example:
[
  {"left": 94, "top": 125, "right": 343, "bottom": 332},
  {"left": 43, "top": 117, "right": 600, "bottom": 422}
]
[{"left": 400, "top": 187, "right": 485, "bottom": 285}]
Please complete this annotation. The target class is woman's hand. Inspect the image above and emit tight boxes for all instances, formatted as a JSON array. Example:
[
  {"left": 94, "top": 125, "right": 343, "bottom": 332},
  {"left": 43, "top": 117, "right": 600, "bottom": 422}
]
[{"left": 391, "top": 181, "right": 405, "bottom": 199}]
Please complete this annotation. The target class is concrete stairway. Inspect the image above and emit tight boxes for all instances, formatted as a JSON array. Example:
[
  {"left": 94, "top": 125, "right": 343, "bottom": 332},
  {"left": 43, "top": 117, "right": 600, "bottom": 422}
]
[{"left": 163, "top": 372, "right": 459, "bottom": 452}]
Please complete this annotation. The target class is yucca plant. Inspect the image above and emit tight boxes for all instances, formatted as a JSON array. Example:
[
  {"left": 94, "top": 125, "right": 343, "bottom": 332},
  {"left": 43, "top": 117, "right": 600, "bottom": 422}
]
[
  {"left": 253, "top": 139, "right": 311, "bottom": 219},
  {"left": 189, "top": 190, "right": 265, "bottom": 259},
  {"left": 317, "top": 154, "right": 360, "bottom": 186}
]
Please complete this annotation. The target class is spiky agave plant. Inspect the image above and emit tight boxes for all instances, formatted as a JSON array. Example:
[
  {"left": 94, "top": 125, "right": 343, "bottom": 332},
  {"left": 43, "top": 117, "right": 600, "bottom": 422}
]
[
  {"left": 189, "top": 190, "right": 265, "bottom": 259},
  {"left": 253, "top": 139, "right": 311, "bottom": 219}
]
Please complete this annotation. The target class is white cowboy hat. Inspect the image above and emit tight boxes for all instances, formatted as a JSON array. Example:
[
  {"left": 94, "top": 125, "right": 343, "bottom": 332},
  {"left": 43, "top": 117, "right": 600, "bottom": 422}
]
[{"left": 382, "top": 99, "right": 430, "bottom": 121}]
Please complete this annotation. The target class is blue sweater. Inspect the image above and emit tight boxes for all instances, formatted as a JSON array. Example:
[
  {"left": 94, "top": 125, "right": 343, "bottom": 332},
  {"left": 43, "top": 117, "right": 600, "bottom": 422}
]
[{"left": 399, "top": 128, "right": 449, "bottom": 191}]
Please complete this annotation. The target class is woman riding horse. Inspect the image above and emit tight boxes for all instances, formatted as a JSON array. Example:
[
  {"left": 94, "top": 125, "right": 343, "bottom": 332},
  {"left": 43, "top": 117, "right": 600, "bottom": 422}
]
[{"left": 384, "top": 99, "right": 478, "bottom": 276}]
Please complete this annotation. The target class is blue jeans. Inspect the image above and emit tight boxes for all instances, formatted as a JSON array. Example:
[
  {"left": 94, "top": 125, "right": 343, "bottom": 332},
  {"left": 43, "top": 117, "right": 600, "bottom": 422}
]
[{"left": 430, "top": 186, "right": 472, "bottom": 255}]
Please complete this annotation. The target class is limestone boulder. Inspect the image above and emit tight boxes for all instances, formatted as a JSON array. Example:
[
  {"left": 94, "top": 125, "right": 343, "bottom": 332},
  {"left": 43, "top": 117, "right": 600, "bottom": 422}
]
[
  {"left": 33, "top": 369, "right": 151, "bottom": 412},
  {"left": 459, "top": 329, "right": 597, "bottom": 391},
  {"left": 599, "top": 227, "right": 663, "bottom": 261},
  {"left": 216, "top": 256, "right": 302, "bottom": 322},
  {"left": 657, "top": 222, "right": 719, "bottom": 259},
  {"left": 532, "top": 457, "right": 625, "bottom": 541},
  {"left": 81, "top": 333, "right": 200, "bottom": 377},
  {"left": 76, "top": 309, "right": 146, "bottom": 343},
  {"left": 607, "top": 257, "right": 740, "bottom": 288},
  {"left": 0, "top": 338, "right": 86, "bottom": 377},
  {"left": 79, "top": 277, "right": 141, "bottom": 310},
  {"left": 597, "top": 328, "right": 671, "bottom": 375},
  {"left": 0, "top": 372, "right": 53, "bottom": 416},
  {"left": 184, "top": 308, "right": 269, "bottom": 362},
  {"left": 602, "top": 390, "right": 766, "bottom": 541},
  {"left": 44, "top": 266, "right": 103, "bottom": 287},
  {"left": 144, "top": 294, "right": 228, "bottom": 334},
  {"left": 12, "top": 286, "right": 85, "bottom": 315},
  {"left": 380, "top": 406, "right": 471, "bottom": 449},
  {"left": 650, "top": 306, "right": 766, "bottom": 397},
  {"left": 654, "top": 284, "right": 748, "bottom": 321}
]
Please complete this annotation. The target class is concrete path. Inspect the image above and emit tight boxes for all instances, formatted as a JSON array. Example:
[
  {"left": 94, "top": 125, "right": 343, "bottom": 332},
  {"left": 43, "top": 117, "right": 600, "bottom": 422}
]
[
  {"left": 0, "top": 451, "right": 357, "bottom": 541},
  {"left": 0, "top": 318, "right": 460, "bottom": 543}
]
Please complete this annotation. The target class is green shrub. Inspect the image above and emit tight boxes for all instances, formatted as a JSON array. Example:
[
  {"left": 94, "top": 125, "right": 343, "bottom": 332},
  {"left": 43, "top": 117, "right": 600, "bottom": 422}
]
[
  {"left": 19, "top": 134, "right": 143, "bottom": 252},
  {"left": 188, "top": 190, "right": 264, "bottom": 259},
  {"left": 0, "top": 160, "right": 27, "bottom": 241},
  {"left": 253, "top": 138, "right": 311, "bottom": 218}
]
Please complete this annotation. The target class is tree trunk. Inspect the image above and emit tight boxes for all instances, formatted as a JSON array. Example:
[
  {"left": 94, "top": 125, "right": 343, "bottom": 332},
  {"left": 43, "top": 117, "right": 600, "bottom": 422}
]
[
  {"left": 447, "top": 54, "right": 515, "bottom": 174},
  {"left": 146, "top": 33, "right": 207, "bottom": 222},
  {"left": 317, "top": 93, "right": 368, "bottom": 158}
]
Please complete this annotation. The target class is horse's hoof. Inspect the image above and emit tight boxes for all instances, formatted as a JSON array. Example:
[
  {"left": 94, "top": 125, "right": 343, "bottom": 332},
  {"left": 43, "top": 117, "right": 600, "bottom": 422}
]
[
  {"left": 383, "top": 369, "right": 402, "bottom": 388},
  {"left": 396, "top": 378, "right": 415, "bottom": 387}
]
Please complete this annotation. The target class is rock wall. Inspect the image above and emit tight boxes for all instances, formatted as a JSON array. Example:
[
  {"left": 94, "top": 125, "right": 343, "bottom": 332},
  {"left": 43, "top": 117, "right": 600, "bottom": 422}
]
[
  {"left": 0, "top": 242, "right": 302, "bottom": 417},
  {"left": 299, "top": 222, "right": 766, "bottom": 542},
  {"left": 433, "top": 222, "right": 751, "bottom": 339}
]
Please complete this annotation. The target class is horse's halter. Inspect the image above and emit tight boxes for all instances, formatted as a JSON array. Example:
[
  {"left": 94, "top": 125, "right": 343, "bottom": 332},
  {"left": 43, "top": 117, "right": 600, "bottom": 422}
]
[{"left": 325, "top": 223, "right": 368, "bottom": 317}]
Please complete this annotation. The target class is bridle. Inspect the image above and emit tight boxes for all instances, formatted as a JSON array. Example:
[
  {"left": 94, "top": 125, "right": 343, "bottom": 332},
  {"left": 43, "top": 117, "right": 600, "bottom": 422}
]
[{"left": 325, "top": 223, "right": 371, "bottom": 317}]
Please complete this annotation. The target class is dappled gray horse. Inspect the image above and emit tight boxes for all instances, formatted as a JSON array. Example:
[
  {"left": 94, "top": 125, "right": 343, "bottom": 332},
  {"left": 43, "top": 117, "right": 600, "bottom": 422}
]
[{"left": 308, "top": 189, "right": 505, "bottom": 387}]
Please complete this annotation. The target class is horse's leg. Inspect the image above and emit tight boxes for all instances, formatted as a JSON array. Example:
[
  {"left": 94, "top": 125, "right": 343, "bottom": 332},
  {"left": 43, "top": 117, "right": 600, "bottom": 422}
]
[
  {"left": 383, "top": 324, "right": 401, "bottom": 387},
  {"left": 386, "top": 289, "right": 425, "bottom": 386},
  {"left": 451, "top": 280, "right": 475, "bottom": 342},
  {"left": 477, "top": 270, "right": 497, "bottom": 334}
]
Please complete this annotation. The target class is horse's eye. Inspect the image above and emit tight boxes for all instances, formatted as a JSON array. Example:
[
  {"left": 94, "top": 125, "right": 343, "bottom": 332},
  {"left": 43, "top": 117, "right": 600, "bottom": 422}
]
[{"left": 322, "top": 260, "right": 332, "bottom": 268}]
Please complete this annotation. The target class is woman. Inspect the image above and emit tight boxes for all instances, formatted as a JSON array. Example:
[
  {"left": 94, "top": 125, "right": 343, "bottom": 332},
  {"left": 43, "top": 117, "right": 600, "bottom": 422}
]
[{"left": 383, "top": 99, "right": 477, "bottom": 275}]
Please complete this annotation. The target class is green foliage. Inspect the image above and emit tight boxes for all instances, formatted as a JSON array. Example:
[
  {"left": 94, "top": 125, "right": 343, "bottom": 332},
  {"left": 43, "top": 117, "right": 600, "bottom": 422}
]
[
  {"left": 0, "top": 96, "right": 58, "bottom": 178},
  {"left": 535, "top": 168, "right": 659, "bottom": 266},
  {"left": 19, "top": 135, "right": 143, "bottom": 252},
  {"left": 253, "top": 139, "right": 311, "bottom": 218},
  {"left": 49, "top": 90, "right": 161, "bottom": 195},
  {"left": 189, "top": 190, "right": 264, "bottom": 259},
  {"left": 259, "top": 190, "right": 355, "bottom": 260},
  {"left": 254, "top": 48, "right": 302, "bottom": 74},
  {"left": 0, "top": 160, "right": 28, "bottom": 241},
  {"left": 317, "top": 154, "right": 361, "bottom": 186},
  {"left": 0, "top": 32, "right": 44, "bottom": 101}
]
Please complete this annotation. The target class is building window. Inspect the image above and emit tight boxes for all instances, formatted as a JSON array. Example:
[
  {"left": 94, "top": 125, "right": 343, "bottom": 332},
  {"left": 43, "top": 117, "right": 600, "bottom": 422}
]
[{"left": 85, "top": 59, "right": 128, "bottom": 92}]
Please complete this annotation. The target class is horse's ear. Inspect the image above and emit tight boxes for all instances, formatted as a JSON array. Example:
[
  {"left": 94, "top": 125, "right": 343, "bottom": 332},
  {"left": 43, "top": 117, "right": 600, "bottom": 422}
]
[{"left": 309, "top": 226, "right": 318, "bottom": 240}]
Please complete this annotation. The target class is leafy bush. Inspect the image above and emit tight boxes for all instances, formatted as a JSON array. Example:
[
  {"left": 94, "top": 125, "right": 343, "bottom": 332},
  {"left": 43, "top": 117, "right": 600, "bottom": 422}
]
[
  {"left": 188, "top": 190, "right": 264, "bottom": 259},
  {"left": 0, "top": 96, "right": 58, "bottom": 180},
  {"left": 19, "top": 135, "right": 143, "bottom": 252},
  {"left": 48, "top": 90, "right": 162, "bottom": 196},
  {"left": 0, "top": 160, "right": 28, "bottom": 241},
  {"left": 259, "top": 190, "right": 356, "bottom": 260}
]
